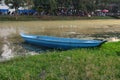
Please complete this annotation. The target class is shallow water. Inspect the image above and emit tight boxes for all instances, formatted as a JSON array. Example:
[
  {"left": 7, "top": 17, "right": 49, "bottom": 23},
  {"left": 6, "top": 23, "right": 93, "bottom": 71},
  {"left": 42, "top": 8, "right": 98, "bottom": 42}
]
[
  {"left": 0, "top": 24, "right": 120, "bottom": 61},
  {"left": 0, "top": 27, "right": 57, "bottom": 62}
]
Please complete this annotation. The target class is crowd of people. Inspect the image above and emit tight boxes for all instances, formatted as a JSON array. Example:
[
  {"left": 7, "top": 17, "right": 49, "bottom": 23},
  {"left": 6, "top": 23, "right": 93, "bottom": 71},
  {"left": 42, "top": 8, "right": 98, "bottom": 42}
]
[
  {"left": 36, "top": 8, "right": 110, "bottom": 17},
  {"left": 0, "top": 8, "right": 119, "bottom": 17}
]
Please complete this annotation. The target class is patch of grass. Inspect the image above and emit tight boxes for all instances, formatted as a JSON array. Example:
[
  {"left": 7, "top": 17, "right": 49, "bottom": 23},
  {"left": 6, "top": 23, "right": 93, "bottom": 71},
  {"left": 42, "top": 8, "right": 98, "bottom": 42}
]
[
  {"left": 0, "top": 15, "right": 115, "bottom": 21},
  {"left": 0, "top": 41, "right": 120, "bottom": 80},
  {"left": 111, "top": 16, "right": 120, "bottom": 19},
  {"left": 0, "top": 16, "right": 39, "bottom": 21},
  {"left": 90, "top": 16, "right": 115, "bottom": 19}
]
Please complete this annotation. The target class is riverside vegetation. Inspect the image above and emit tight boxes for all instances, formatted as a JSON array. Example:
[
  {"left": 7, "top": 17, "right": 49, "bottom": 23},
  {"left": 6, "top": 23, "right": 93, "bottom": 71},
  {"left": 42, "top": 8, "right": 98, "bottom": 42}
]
[{"left": 0, "top": 42, "right": 120, "bottom": 80}]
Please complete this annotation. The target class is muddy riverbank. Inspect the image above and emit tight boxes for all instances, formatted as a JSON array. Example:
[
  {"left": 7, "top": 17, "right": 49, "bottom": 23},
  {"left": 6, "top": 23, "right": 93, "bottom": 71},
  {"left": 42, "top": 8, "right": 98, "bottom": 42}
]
[
  {"left": 0, "top": 30, "right": 120, "bottom": 62},
  {"left": 0, "top": 20, "right": 120, "bottom": 61}
]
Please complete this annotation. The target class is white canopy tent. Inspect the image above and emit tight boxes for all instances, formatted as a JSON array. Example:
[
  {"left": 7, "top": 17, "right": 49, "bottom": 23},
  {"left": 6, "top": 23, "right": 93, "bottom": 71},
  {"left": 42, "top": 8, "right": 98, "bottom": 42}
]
[
  {"left": 0, "top": 4, "right": 9, "bottom": 9},
  {"left": 0, "top": 0, "right": 9, "bottom": 14},
  {"left": 0, "top": 4, "right": 9, "bottom": 14}
]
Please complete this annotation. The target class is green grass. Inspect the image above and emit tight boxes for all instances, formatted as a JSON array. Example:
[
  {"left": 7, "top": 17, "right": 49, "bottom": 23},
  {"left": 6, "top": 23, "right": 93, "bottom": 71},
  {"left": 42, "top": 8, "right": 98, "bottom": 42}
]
[
  {"left": 0, "top": 41, "right": 120, "bottom": 80},
  {"left": 111, "top": 16, "right": 120, "bottom": 19},
  {"left": 0, "top": 15, "right": 115, "bottom": 21}
]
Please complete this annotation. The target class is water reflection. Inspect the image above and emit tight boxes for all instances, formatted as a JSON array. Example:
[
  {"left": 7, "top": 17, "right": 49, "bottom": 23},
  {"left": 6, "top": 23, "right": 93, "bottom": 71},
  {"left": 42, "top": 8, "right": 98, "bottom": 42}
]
[{"left": 21, "top": 42, "right": 49, "bottom": 53}]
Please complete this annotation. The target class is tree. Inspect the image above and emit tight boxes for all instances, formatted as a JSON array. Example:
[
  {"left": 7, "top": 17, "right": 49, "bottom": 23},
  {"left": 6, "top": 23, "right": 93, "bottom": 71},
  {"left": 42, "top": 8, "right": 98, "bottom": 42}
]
[
  {"left": 4, "top": 0, "right": 120, "bottom": 16},
  {"left": 5, "top": 0, "right": 24, "bottom": 9},
  {"left": 49, "top": 0, "right": 57, "bottom": 15},
  {"left": 33, "top": 0, "right": 49, "bottom": 15},
  {"left": 24, "top": 0, "right": 34, "bottom": 9}
]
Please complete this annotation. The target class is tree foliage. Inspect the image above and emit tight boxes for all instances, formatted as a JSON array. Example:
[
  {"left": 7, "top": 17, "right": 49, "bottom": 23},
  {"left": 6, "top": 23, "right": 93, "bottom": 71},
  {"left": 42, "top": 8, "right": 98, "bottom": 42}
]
[
  {"left": 4, "top": 0, "right": 120, "bottom": 14},
  {"left": 5, "top": 0, "right": 33, "bottom": 9}
]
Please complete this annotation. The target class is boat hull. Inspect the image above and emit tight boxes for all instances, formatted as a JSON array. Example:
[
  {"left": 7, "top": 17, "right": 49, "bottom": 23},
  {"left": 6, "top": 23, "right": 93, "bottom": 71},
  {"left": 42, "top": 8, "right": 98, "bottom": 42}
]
[{"left": 20, "top": 33, "right": 106, "bottom": 49}]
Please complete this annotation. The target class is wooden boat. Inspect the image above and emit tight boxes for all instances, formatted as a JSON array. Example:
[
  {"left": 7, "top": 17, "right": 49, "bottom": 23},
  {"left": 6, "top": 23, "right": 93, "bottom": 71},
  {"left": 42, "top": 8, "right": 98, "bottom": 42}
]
[{"left": 20, "top": 33, "right": 106, "bottom": 50}]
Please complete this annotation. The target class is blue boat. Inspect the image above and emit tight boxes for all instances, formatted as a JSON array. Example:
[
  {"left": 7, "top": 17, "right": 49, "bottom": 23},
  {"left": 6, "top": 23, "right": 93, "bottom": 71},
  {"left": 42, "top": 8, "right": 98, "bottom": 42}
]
[{"left": 20, "top": 33, "right": 106, "bottom": 50}]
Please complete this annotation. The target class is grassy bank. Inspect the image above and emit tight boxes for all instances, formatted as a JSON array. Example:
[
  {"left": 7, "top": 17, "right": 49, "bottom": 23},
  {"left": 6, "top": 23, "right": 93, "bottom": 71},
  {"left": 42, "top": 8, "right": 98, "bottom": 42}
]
[
  {"left": 0, "top": 15, "right": 115, "bottom": 21},
  {"left": 0, "top": 41, "right": 120, "bottom": 80},
  {"left": 111, "top": 16, "right": 120, "bottom": 19}
]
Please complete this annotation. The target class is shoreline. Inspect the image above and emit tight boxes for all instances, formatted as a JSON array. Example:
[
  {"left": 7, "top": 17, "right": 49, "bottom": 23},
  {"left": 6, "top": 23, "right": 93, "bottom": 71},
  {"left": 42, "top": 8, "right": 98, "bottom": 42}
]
[{"left": 0, "top": 20, "right": 120, "bottom": 61}]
